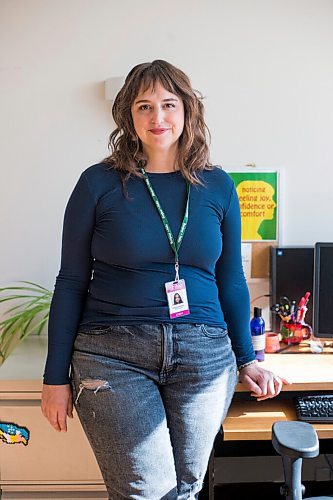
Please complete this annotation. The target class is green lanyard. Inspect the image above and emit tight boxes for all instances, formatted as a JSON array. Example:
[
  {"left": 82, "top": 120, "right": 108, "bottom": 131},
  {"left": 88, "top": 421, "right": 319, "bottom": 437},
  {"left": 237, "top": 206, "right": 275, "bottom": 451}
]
[{"left": 141, "top": 168, "right": 190, "bottom": 280}]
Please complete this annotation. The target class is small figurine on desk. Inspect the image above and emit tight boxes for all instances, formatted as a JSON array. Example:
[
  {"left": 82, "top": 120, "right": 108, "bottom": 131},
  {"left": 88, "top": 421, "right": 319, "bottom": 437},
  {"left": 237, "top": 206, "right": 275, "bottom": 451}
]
[{"left": 271, "top": 292, "right": 312, "bottom": 344}]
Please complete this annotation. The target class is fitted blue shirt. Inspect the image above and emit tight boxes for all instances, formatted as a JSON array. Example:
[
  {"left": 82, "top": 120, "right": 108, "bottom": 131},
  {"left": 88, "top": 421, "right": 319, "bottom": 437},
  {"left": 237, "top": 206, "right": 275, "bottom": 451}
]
[{"left": 43, "top": 163, "right": 255, "bottom": 384}]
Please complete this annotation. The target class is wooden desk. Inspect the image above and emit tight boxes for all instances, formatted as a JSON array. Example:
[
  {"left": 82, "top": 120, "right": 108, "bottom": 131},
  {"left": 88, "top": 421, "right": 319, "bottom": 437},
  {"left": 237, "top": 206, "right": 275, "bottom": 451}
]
[
  {"left": 202, "top": 352, "right": 333, "bottom": 499},
  {"left": 223, "top": 352, "right": 333, "bottom": 441}
]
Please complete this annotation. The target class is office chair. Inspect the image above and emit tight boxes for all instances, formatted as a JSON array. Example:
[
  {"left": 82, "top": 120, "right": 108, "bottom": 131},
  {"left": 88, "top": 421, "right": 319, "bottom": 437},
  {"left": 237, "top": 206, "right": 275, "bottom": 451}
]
[{"left": 272, "top": 421, "right": 332, "bottom": 500}]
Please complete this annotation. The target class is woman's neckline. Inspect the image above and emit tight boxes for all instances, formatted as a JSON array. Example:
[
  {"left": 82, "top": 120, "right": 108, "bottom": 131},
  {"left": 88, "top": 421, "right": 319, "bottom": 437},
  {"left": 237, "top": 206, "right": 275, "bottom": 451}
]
[{"left": 144, "top": 170, "right": 181, "bottom": 177}]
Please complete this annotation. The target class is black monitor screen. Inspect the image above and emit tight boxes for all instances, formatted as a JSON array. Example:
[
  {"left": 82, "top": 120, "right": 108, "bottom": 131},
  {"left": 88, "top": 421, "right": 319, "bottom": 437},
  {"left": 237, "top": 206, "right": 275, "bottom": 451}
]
[
  {"left": 313, "top": 242, "right": 333, "bottom": 338},
  {"left": 270, "top": 247, "right": 314, "bottom": 332}
]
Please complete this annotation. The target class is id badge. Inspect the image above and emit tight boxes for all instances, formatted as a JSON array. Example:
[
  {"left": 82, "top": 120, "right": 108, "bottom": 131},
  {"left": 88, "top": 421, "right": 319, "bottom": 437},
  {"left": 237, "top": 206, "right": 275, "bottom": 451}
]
[{"left": 165, "top": 279, "right": 190, "bottom": 318}]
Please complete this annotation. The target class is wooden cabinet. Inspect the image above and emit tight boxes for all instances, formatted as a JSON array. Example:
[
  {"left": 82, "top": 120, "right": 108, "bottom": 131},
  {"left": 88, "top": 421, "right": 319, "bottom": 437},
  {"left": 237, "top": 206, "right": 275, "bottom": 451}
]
[{"left": 0, "top": 337, "right": 107, "bottom": 499}]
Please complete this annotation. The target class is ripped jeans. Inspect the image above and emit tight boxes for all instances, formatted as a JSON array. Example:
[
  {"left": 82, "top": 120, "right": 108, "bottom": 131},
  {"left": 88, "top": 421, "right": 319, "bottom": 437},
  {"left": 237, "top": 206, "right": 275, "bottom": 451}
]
[{"left": 70, "top": 323, "right": 237, "bottom": 500}]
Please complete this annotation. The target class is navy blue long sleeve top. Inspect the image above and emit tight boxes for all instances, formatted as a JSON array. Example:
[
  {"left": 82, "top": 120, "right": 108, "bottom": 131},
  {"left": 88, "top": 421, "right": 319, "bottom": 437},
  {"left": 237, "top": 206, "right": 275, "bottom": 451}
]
[{"left": 43, "top": 163, "right": 255, "bottom": 384}]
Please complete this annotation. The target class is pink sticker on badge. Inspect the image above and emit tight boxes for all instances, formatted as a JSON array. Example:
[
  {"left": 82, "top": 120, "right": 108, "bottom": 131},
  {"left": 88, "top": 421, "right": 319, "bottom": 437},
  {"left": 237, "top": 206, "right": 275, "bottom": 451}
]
[{"left": 165, "top": 279, "right": 190, "bottom": 318}]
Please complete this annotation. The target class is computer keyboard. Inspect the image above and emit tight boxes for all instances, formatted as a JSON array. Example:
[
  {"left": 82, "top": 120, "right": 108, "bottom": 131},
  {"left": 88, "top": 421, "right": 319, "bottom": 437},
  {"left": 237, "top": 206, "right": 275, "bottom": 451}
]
[{"left": 295, "top": 394, "right": 333, "bottom": 423}]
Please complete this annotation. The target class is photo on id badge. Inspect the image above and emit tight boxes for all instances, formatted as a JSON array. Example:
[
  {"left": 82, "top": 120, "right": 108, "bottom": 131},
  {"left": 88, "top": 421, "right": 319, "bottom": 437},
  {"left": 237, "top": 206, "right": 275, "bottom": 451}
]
[{"left": 165, "top": 279, "right": 190, "bottom": 318}]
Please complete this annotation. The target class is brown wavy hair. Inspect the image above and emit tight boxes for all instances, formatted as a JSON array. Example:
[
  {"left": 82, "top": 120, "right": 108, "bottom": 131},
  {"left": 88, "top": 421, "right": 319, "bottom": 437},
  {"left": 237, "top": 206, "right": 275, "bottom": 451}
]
[{"left": 102, "top": 59, "right": 212, "bottom": 185}]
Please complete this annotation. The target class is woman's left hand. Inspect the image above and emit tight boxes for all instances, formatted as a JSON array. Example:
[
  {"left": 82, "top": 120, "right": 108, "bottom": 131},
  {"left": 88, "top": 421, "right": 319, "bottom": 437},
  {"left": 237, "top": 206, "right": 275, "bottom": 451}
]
[{"left": 238, "top": 363, "right": 290, "bottom": 401}]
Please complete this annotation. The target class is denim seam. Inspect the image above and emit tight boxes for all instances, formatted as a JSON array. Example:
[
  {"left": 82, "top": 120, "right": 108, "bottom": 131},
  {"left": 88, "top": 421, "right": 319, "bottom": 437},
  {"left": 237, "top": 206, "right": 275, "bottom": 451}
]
[
  {"left": 200, "top": 324, "right": 228, "bottom": 339},
  {"left": 159, "top": 324, "right": 180, "bottom": 384}
]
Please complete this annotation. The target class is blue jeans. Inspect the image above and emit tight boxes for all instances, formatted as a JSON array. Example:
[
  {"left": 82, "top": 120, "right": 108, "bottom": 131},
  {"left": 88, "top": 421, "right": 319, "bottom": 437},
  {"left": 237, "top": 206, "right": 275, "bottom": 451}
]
[{"left": 70, "top": 323, "right": 237, "bottom": 499}]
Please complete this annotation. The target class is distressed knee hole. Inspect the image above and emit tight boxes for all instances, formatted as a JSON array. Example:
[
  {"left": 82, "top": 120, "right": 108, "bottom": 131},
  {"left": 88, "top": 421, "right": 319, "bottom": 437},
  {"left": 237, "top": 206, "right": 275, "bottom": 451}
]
[
  {"left": 80, "top": 378, "right": 110, "bottom": 391},
  {"left": 75, "top": 378, "right": 111, "bottom": 405}
]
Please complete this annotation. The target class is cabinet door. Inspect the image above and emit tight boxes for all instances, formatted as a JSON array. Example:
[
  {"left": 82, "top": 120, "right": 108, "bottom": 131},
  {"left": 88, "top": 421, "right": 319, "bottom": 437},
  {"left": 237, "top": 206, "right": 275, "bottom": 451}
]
[{"left": 0, "top": 399, "right": 105, "bottom": 485}]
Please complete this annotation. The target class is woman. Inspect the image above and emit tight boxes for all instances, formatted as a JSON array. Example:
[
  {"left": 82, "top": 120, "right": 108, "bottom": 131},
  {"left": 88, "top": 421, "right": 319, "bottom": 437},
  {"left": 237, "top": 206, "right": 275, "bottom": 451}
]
[
  {"left": 42, "top": 59, "right": 284, "bottom": 499},
  {"left": 173, "top": 292, "right": 183, "bottom": 305}
]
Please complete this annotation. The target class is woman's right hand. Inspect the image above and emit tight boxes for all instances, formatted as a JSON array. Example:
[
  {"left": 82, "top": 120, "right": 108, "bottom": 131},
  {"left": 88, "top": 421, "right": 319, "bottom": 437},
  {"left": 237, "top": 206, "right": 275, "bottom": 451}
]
[{"left": 41, "top": 384, "right": 73, "bottom": 432}]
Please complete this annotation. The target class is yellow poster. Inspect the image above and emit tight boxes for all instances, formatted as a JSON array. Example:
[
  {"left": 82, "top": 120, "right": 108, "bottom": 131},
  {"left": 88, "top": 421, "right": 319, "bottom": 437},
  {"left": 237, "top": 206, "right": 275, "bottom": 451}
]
[{"left": 229, "top": 172, "right": 278, "bottom": 242}]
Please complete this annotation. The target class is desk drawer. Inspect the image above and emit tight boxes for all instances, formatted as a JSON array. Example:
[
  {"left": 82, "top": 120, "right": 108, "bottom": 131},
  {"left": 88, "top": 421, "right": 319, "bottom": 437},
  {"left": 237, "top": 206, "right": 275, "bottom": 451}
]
[
  {"left": 0, "top": 400, "right": 104, "bottom": 484},
  {"left": 0, "top": 485, "right": 108, "bottom": 500}
]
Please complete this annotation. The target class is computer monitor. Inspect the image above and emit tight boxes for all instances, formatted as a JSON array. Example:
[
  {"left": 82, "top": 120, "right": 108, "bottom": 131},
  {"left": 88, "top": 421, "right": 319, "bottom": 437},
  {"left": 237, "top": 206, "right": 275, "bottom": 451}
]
[
  {"left": 313, "top": 242, "right": 333, "bottom": 338},
  {"left": 270, "top": 246, "right": 314, "bottom": 332}
]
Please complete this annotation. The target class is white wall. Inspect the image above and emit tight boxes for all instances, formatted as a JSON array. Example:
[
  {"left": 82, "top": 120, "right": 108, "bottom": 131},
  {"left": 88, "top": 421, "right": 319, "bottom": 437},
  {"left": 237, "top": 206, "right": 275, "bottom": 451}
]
[{"left": 1, "top": 0, "right": 332, "bottom": 293}]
